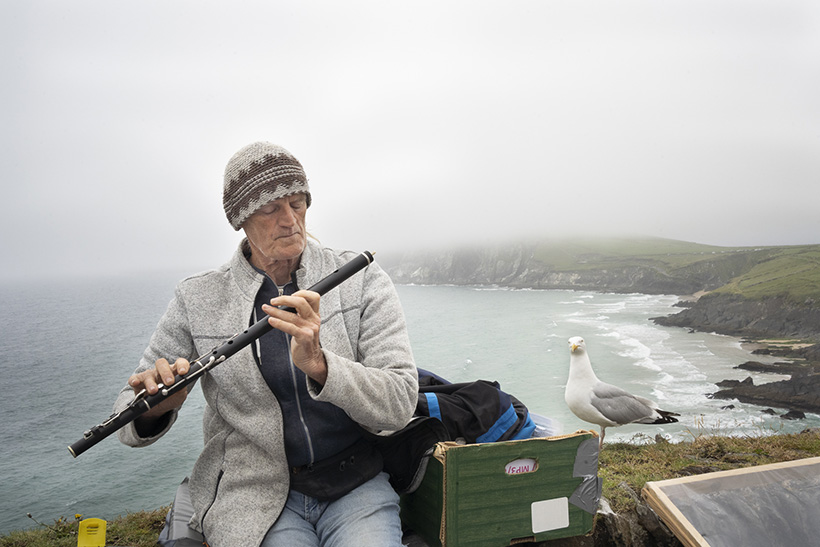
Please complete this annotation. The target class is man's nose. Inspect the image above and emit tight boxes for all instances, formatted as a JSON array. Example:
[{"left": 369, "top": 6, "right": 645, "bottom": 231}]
[{"left": 279, "top": 204, "right": 297, "bottom": 225}]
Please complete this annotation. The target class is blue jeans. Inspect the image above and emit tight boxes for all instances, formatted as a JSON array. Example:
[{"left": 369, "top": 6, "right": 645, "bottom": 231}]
[{"left": 261, "top": 472, "right": 403, "bottom": 547}]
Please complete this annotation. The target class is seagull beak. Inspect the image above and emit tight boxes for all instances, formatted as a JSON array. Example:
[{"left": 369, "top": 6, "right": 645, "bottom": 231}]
[{"left": 571, "top": 343, "right": 579, "bottom": 353}]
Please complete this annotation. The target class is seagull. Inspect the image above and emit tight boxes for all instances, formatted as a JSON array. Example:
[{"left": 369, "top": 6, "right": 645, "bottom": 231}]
[{"left": 565, "top": 336, "right": 679, "bottom": 448}]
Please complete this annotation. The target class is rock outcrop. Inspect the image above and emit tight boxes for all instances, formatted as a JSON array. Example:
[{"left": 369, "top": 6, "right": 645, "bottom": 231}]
[
  {"left": 528, "top": 488, "right": 682, "bottom": 547},
  {"left": 710, "top": 364, "right": 820, "bottom": 415},
  {"left": 651, "top": 293, "right": 820, "bottom": 339}
]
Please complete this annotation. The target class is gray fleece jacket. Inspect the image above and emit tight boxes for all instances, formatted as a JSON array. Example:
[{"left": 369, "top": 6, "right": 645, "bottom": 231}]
[{"left": 114, "top": 239, "right": 418, "bottom": 547}]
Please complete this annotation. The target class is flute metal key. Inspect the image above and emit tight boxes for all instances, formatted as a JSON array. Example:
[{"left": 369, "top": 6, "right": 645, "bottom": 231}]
[{"left": 68, "top": 250, "right": 374, "bottom": 458}]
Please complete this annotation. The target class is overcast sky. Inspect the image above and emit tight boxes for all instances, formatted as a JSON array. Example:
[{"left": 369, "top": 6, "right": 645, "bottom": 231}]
[{"left": 2, "top": 1, "right": 819, "bottom": 281}]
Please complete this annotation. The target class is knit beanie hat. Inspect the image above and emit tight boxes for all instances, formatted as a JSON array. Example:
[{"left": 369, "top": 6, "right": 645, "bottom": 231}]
[{"left": 223, "top": 142, "right": 312, "bottom": 230}]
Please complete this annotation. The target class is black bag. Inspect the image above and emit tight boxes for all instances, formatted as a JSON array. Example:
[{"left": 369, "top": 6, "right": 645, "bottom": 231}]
[
  {"left": 369, "top": 416, "right": 449, "bottom": 494},
  {"left": 373, "top": 368, "right": 536, "bottom": 494},
  {"left": 416, "top": 369, "right": 536, "bottom": 444},
  {"left": 288, "top": 436, "right": 384, "bottom": 501}
]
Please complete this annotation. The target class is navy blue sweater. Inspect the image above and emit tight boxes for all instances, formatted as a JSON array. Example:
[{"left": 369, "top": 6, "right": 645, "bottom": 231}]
[{"left": 252, "top": 272, "right": 362, "bottom": 468}]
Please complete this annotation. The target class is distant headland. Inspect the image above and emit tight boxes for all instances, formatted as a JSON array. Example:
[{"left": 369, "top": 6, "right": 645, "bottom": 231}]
[{"left": 381, "top": 237, "right": 818, "bottom": 336}]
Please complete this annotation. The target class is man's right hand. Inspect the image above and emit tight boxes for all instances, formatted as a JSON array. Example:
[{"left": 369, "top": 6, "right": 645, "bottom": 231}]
[{"left": 129, "top": 357, "right": 190, "bottom": 419}]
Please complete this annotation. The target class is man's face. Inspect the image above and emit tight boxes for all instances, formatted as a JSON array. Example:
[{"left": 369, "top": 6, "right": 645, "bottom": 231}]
[{"left": 242, "top": 192, "right": 308, "bottom": 263}]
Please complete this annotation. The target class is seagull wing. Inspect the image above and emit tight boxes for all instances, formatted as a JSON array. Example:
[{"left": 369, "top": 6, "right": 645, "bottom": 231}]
[{"left": 589, "top": 381, "right": 659, "bottom": 426}]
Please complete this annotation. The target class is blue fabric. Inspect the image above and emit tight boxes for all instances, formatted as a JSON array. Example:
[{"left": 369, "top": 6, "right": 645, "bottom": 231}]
[
  {"left": 417, "top": 368, "right": 451, "bottom": 385},
  {"left": 510, "top": 413, "right": 537, "bottom": 440},
  {"left": 417, "top": 372, "right": 536, "bottom": 444},
  {"left": 477, "top": 403, "right": 519, "bottom": 443},
  {"left": 424, "top": 393, "right": 442, "bottom": 422}
]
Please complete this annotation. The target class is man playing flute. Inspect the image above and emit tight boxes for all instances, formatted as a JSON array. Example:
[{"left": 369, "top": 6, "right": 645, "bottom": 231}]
[{"left": 114, "top": 142, "right": 418, "bottom": 547}]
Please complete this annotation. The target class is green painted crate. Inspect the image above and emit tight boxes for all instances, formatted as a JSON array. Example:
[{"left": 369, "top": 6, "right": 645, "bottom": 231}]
[{"left": 400, "top": 431, "right": 599, "bottom": 547}]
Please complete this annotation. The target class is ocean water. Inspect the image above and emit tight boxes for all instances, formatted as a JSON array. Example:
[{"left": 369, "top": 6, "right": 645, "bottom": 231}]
[{"left": 1, "top": 276, "right": 818, "bottom": 534}]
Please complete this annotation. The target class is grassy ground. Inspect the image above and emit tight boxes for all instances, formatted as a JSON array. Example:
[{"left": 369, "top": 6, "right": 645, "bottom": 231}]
[
  {"left": 712, "top": 247, "right": 820, "bottom": 301},
  {"left": 599, "top": 427, "right": 820, "bottom": 513},
  {"left": 6, "top": 429, "right": 819, "bottom": 546},
  {"left": 0, "top": 509, "right": 167, "bottom": 547}
]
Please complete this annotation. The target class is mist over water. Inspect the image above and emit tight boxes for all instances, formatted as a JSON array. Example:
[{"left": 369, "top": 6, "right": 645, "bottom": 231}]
[{"left": 1, "top": 277, "right": 817, "bottom": 535}]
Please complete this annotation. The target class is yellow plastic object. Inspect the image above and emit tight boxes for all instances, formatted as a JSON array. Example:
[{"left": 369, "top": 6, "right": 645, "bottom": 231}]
[{"left": 77, "top": 517, "right": 106, "bottom": 547}]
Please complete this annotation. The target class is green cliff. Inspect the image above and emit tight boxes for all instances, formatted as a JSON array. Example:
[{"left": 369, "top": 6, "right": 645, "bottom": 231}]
[{"left": 382, "top": 237, "right": 820, "bottom": 341}]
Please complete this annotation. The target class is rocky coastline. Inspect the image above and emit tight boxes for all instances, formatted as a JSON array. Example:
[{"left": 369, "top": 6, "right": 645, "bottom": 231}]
[
  {"left": 650, "top": 292, "right": 820, "bottom": 340},
  {"left": 651, "top": 294, "right": 820, "bottom": 418},
  {"left": 380, "top": 244, "right": 756, "bottom": 296},
  {"left": 708, "top": 347, "right": 820, "bottom": 418}
]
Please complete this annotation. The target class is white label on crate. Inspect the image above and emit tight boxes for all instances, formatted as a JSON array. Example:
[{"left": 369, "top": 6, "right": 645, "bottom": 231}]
[
  {"left": 531, "top": 497, "right": 570, "bottom": 533},
  {"left": 505, "top": 458, "right": 538, "bottom": 475}
]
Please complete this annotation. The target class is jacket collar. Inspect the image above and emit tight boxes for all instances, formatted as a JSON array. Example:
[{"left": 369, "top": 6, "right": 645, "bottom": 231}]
[{"left": 230, "top": 238, "right": 324, "bottom": 301}]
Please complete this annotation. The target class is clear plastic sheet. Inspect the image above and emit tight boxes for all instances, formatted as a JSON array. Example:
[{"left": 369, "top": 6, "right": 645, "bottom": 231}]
[{"left": 644, "top": 457, "right": 820, "bottom": 547}]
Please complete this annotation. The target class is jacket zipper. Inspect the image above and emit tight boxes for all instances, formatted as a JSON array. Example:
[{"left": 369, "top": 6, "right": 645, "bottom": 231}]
[
  {"left": 253, "top": 299, "right": 316, "bottom": 466},
  {"left": 287, "top": 333, "right": 316, "bottom": 465},
  {"left": 199, "top": 468, "right": 224, "bottom": 534}
]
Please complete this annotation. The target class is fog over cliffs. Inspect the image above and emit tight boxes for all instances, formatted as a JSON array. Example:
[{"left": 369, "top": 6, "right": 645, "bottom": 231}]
[{"left": 380, "top": 241, "right": 820, "bottom": 341}]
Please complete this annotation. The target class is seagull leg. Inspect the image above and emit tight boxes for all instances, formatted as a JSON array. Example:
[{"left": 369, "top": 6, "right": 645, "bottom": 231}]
[{"left": 599, "top": 426, "right": 606, "bottom": 449}]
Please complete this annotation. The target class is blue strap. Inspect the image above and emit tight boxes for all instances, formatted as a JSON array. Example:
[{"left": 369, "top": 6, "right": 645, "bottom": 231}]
[
  {"left": 424, "top": 393, "right": 442, "bottom": 422},
  {"left": 477, "top": 403, "right": 519, "bottom": 443},
  {"left": 511, "top": 413, "right": 537, "bottom": 440}
]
